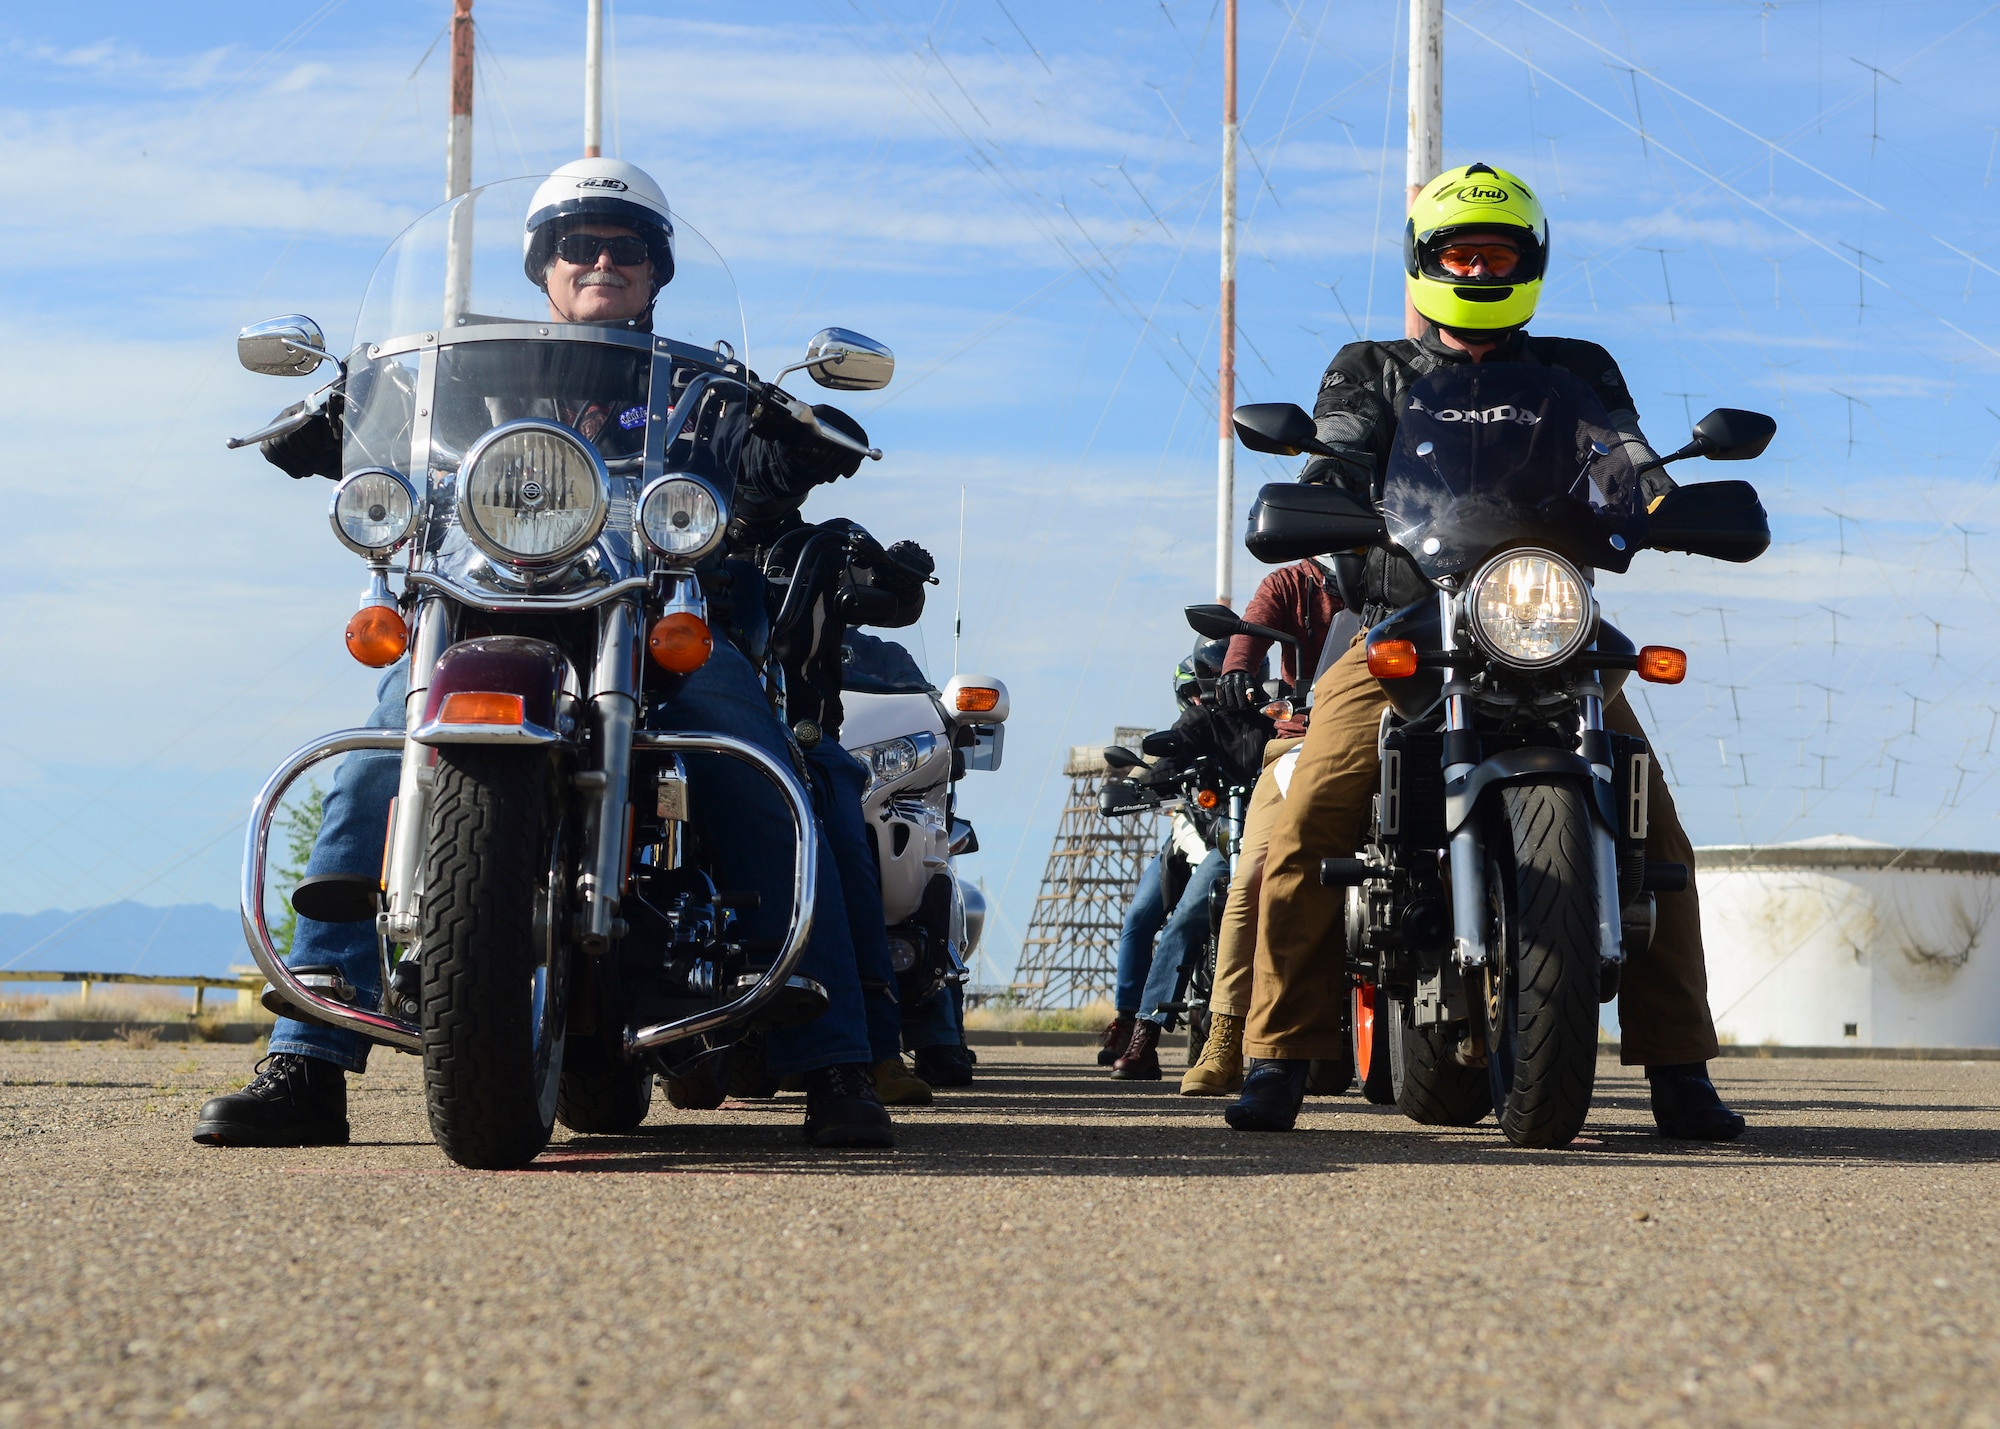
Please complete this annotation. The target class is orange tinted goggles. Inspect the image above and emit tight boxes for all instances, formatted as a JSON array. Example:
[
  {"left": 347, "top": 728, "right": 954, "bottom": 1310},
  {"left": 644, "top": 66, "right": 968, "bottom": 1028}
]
[{"left": 1435, "top": 242, "right": 1523, "bottom": 278}]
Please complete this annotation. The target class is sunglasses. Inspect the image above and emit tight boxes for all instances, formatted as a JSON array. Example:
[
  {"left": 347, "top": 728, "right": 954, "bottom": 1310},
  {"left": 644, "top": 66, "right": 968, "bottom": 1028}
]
[
  {"left": 1435, "top": 241, "right": 1523, "bottom": 278},
  {"left": 553, "top": 232, "right": 651, "bottom": 267}
]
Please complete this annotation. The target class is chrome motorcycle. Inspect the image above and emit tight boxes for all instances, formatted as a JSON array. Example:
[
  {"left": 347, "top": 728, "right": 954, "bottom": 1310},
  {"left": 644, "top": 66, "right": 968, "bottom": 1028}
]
[
  {"left": 231, "top": 176, "right": 896, "bottom": 1169},
  {"left": 1234, "top": 365, "right": 1772, "bottom": 1147}
]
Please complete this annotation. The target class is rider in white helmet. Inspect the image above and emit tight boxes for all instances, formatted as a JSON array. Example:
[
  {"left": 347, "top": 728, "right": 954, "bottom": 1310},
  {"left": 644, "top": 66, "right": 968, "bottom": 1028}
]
[{"left": 521, "top": 159, "right": 677, "bottom": 328}]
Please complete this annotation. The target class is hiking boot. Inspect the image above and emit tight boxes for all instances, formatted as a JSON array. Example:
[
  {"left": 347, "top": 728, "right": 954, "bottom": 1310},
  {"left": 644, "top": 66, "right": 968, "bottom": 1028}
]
[
  {"left": 665, "top": 1047, "right": 730, "bottom": 1110},
  {"left": 872, "top": 1055, "right": 935, "bottom": 1106},
  {"left": 191, "top": 1053, "right": 349, "bottom": 1147},
  {"left": 803, "top": 1063, "right": 896, "bottom": 1148},
  {"left": 912, "top": 1043, "right": 975, "bottom": 1088},
  {"left": 1223, "top": 1057, "right": 1309, "bottom": 1132},
  {"left": 1097, "top": 1014, "right": 1135, "bottom": 1066},
  {"left": 1110, "top": 1019, "right": 1163, "bottom": 1080},
  {"left": 1179, "top": 1012, "right": 1245, "bottom": 1096},
  {"left": 1648, "top": 1063, "right": 1746, "bottom": 1141}
]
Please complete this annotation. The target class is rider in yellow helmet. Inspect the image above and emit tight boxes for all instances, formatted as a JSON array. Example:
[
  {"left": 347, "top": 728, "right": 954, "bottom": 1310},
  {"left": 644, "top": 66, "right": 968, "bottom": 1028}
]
[{"left": 1218, "top": 162, "right": 1746, "bottom": 1143}]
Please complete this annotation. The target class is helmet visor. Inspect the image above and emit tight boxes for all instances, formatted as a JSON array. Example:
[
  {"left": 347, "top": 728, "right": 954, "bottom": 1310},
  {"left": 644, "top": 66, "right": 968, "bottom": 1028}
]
[{"left": 1416, "top": 226, "right": 1545, "bottom": 285}]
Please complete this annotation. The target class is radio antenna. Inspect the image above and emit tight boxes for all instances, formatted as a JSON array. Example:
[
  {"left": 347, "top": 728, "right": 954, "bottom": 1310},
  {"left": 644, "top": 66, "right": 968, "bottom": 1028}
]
[{"left": 953, "top": 484, "right": 966, "bottom": 675}]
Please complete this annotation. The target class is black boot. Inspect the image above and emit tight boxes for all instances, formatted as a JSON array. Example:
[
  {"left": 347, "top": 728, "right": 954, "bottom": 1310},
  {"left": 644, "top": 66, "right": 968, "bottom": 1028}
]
[
  {"left": 1097, "top": 1014, "right": 1135, "bottom": 1066},
  {"left": 802, "top": 1063, "right": 896, "bottom": 1148},
  {"left": 1223, "top": 1058, "right": 1309, "bottom": 1132},
  {"left": 191, "top": 1053, "right": 349, "bottom": 1147},
  {"left": 912, "top": 1043, "right": 975, "bottom": 1088},
  {"left": 1647, "top": 1062, "right": 1746, "bottom": 1141}
]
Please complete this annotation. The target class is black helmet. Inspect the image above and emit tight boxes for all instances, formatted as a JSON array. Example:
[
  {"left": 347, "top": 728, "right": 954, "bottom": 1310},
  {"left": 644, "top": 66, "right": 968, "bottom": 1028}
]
[{"left": 1190, "top": 636, "right": 1229, "bottom": 680}]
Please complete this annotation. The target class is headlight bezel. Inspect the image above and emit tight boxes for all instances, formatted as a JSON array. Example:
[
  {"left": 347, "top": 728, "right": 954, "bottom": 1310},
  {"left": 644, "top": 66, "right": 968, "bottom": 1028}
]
[
  {"left": 328, "top": 467, "right": 418, "bottom": 556},
  {"left": 637, "top": 473, "right": 727, "bottom": 564},
  {"left": 455, "top": 418, "right": 611, "bottom": 570},
  {"left": 1462, "top": 546, "right": 1597, "bottom": 670}
]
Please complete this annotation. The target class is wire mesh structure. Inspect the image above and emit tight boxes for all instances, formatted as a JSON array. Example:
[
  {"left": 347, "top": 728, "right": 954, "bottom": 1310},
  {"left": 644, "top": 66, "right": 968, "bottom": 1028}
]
[{"left": 1011, "top": 728, "right": 1164, "bottom": 1009}]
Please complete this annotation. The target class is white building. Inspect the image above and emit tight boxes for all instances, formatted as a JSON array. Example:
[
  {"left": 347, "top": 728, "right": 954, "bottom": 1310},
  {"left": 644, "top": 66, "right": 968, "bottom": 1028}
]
[{"left": 1695, "top": 836, "right": 2000, "bottom": 1049}]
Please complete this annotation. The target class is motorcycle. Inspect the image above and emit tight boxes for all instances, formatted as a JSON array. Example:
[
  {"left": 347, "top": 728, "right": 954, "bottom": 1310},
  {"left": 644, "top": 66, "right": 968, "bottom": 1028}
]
[
  {"left": 231, "top": 175, "right": 901, "bottom": 1169},
  {"left": 1233, "top": 365, "right": 1772, "bottom": 1147}
]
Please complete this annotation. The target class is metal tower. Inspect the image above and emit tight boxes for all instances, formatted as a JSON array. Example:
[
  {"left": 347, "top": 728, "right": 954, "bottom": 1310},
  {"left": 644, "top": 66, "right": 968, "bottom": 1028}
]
[{"left": 1012, "top": 729, "right": 1164, "bottom": 1008}]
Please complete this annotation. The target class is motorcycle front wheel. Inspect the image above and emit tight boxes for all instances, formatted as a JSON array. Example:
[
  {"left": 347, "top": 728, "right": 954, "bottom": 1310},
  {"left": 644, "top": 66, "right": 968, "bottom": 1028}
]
[
  {"left": 1480, "top": 782, "right": 1601, "bottom": 1148},
  {"left": 419, "top": 746, "right": 571, "bottom": 1169}
]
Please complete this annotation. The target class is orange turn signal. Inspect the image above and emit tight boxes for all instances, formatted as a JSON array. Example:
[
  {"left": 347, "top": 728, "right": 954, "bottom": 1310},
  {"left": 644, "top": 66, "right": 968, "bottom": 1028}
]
[
  {"left": 1196, "top": 788, "right": 1220, "bottom": 810},
  {"left": 955, "top": 686, "right": 1001, "bottom": 714},
  {"left": 345, "top": 604, "right": 408, "bottom": 668},
  {"left": 438, "top": 691, "right": 526, "bottom": 726},
  {"left": 648, "top": 612, "right": 713, "bottom": 674},
  {"left": 1637, "top": 645, "right": 1688, "bottom": 684},
  {"left": 1367, "top": 639, "right": 1420, "bottom": 679}
]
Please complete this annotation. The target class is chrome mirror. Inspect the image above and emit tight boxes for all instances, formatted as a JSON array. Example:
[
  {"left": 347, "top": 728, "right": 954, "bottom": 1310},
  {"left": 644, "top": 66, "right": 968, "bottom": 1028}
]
[
  {"left": 803, "top": 328, "right": 894, "bottom": 391},
  {"left": 238, "top": 315, "right": 333, "bottom": 377}
]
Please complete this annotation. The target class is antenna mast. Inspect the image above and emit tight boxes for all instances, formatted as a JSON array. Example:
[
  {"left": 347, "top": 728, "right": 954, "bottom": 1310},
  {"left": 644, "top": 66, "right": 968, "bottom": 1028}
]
[
  {"left": 1405, "top": 0, "right": 1442, "bottom": 338},
  {"left": 1216, "top": 0, "right": 1238, "bottom": 607},
  {"left": 584, "top": 0, "right": 604, "bottom": 158},
  {"left": 448, "top": 0, "right": 474, "bottom": 199}
]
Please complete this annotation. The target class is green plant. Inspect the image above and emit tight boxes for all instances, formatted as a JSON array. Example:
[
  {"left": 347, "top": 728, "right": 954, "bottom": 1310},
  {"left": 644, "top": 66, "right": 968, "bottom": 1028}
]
[{"left": 271, "top": 782, "right": 327, "bottom": 959}]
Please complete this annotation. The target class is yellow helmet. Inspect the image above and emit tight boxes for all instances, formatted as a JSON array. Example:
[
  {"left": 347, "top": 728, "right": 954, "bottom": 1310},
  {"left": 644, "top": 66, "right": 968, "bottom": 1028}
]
[{"left": 1403, "top": 162, "right": 1549, "bottom": 334}]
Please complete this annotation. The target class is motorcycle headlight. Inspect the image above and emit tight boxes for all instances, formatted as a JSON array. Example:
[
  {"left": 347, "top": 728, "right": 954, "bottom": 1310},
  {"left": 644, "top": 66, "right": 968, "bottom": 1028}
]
[
  {"left": 457, "top": 420, "right": 608, "bottom": 567},
  {"left": 638, "top": 475, "right": 725, "bottom": 563},
  {"left": 1466, "top": 549, "right": 1594, "bottom": 668},
  {"left": 852, "top": 733, "right": 937, "bottom": 795},
  {"left": 329, "top": 468, "right": 416, "bottom": 555}
]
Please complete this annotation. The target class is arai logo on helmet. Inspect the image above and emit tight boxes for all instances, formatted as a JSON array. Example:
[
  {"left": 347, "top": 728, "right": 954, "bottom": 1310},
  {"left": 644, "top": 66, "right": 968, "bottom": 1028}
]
[
  {"left": 577, "top": 177, "right": 629, "bottom": 192},
  {"left": 1453, "top": 183, "right": 1510, "bottom": 204},
  {"left": 1433, "top": 405, "right": 1539, "bottom": 426}
]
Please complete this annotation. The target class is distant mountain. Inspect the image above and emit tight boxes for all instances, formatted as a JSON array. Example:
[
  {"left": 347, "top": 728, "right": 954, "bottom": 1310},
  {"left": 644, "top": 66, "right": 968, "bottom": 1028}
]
[{"left": 0, "top": 902, "right": 245, "bottom": 982}]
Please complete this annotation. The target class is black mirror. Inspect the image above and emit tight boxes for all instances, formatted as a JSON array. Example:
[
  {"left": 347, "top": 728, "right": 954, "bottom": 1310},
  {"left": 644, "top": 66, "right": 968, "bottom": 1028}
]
[
  {"left": 1140, "top": 729, "right": 1187, "bottom": 759},
  {"left": 1691, "top": 408, "right": 1776, "bottom": 462},
  {"left": 1232, "top": 403, "right": 1336, "bottom": 458},
  {"left": 1644, "top": 480, "right": 1771, "bottom": 563},
  {"left": 1245, "top": 482, "right": 1386, "bottom": 563},
  {"left": 1101, "top": 746, "right": 1146, "bottom": 771},
  {"left": 1184, "top": 602, "right": 1300, "bottom": 649}
]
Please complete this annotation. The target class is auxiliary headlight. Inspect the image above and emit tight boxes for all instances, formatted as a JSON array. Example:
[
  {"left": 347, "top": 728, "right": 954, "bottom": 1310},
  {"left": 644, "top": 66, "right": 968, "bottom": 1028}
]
[
  {"left": 329, "top": 468, "right": 417, "bottom": 555},
  {"left": 457, "top": 420, "right": 608, "bottom": 567},
  {"left": 851, "top": 733, "right": 937, "bottom": 796},
  {"left": 638, "top": 475, "right": 725, "bottom": 562},
  {"left": 1466, "top": 548, "right": 1594, "bottom": 668}
]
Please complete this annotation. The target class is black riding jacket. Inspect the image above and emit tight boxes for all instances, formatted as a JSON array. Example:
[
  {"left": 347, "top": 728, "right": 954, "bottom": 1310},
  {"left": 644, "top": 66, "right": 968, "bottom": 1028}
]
[{"left": 1300, "top": 324, "right": 1672, "bottom": 622}]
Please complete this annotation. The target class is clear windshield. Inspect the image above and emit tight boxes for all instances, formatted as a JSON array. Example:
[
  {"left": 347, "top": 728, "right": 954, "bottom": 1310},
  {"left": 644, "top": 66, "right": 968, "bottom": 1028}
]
[{"left": 1382, "top": 364, "right": 1646, "bottom": 578}]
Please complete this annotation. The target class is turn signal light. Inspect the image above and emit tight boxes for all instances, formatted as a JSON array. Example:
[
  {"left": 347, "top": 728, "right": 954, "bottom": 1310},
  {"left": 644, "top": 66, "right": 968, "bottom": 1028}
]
[
  {"left": 1367, "top": 639, "right": 1420, "bottom": 679},
  {"left": 955, "top": 686, "right": 1002, "bottom": 714},
  {"left": 1637, "top": 645, "right": 1688, "bottom": 684},
  {"left": 1196, "top": 788, "right": 1220, "bottom": 810},
  {"left": 345, "top": 604, "right": 408, "bottom": 668},
  {"left": 438, "top": 691, "right": 525, "bottom": 726},
  {"left": 648, "top": 612, "right": 713, "bottom": 674}
]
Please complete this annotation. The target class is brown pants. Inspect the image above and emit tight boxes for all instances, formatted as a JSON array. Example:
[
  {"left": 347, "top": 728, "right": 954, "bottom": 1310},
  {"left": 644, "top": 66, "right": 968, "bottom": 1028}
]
[
  {"left": 1244, "top": 638, "right": 1720, "bottom": 1067},
  {"left": 1209, "top": 737, "right": 1302, "bottom": 1021}
]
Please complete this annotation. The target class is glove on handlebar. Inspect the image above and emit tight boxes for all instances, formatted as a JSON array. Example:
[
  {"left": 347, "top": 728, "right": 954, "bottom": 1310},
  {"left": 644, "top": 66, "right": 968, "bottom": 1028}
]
[
  {"left": 260, "top": 401, "right": 343, "bottom": 480},
  {"left": 1214, "top": 670, "right": 1258, "bottom": 712}
]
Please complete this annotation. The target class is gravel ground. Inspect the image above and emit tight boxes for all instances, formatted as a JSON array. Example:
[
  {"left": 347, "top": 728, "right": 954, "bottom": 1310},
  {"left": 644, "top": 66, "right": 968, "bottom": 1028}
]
[{"left": 1, "top": 1041, "right": 1997, "bottom": 1427}]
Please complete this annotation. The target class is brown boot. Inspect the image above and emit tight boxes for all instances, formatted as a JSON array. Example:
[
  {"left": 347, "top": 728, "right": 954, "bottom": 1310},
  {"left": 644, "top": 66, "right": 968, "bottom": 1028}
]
[
  {"left": 1178, "top": 1012, "right": 1244, "bottom": 1096},
  {"left": 1109, "top": 1019, "right": 1163, "bottom": 1080},
  {"left": 872, "top": 1056, "right": 935, "bottom": 1107},
  {"left": 1096, "top": 1014, "right": 1135, "bottom": 1066}
]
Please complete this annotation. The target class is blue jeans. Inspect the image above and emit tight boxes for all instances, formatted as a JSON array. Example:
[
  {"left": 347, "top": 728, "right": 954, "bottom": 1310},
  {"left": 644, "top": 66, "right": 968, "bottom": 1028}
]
[
  {"left": 902, "top": 979, "right": 964, "bottom": 1052},
  {"left": 1137, "top": 848, "right": 1227, "bottom": 1025},
  {"left": 271, "top": 641, "right": 874, "bottom": 1077},
  {"left": 1112, "top": 849, "right": 1172, "bottom": 1016},
  {"left": 803, "top": 738, "right": 901, "bottom": 1066}
]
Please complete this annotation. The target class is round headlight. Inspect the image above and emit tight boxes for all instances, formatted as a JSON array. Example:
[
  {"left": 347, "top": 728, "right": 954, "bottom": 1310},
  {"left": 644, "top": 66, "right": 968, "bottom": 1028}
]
[
  {"left": 457, "top": 421, "right": 608, "bottom": 567},
  {"left": 1467, "top": 549, "right": 1594, "bottom": 668},
  {"left": 638, "top": 475, "right": 724, "bottom": 562},
  {"left": 329, "top": 468, "right": 416, "bottom": 555}
]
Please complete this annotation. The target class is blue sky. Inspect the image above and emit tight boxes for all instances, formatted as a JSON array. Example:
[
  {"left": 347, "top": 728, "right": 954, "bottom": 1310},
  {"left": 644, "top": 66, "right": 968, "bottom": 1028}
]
[{"left": 2, "top": 0, "right": 1999, "bottom": 986}]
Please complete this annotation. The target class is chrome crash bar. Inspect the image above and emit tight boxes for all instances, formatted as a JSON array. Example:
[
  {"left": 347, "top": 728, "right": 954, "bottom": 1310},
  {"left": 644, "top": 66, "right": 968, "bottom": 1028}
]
[
  {"left": 240, "top": 727, "right": 422, "bottom": 1052},
  {"left": 624, "top": 731, "right": 818, "bottom": 1055}
]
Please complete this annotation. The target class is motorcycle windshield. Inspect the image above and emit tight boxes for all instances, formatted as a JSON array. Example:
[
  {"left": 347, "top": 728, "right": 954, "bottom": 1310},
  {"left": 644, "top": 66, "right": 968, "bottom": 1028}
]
[{"left": 1381, "top": 364, "right": 1646, "bottom": 579}]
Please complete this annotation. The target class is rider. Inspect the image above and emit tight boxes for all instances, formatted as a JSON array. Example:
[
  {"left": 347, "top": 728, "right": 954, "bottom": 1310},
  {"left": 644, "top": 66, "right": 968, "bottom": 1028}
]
[
  {"left": 1179, "top": 557, "right": 1346, "bottom": 1096},
  {"left": 1223, "top": 163, "right": 1745, "bottom": 1141},
  {"left": 194, "top": 159, "right": 901, "bottom": 1151}
]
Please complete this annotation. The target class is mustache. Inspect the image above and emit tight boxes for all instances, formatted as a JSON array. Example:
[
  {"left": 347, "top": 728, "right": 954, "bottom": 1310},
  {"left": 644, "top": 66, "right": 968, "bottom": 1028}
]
[{"left": 575, "top": 270, "right": 630, "bottom": 289}]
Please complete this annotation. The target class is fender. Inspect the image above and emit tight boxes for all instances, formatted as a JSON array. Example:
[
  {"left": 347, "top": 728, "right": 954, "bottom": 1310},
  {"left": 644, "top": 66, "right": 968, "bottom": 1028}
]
[
  {"left": 410, "top": 635, "right": 571, "bottom": 746},
  {"left": 1443, "top": 746, "right": 1620, "bottom": 836}
]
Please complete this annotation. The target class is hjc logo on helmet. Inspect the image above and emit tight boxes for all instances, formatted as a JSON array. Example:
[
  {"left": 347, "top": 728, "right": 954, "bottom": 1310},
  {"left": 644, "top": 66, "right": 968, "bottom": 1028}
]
[
  {"left": 1453, "top": 183, "right": 1510, "bottom": 205},
  {"left": 577, "top": 177, "right": 629, "bottom": 192}
]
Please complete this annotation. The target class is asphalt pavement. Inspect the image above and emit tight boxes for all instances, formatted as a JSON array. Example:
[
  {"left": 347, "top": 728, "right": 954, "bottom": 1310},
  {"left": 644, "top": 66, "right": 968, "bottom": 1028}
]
[{"left": 2, "top": 1040, "right": 1997, "bottom": 1426}]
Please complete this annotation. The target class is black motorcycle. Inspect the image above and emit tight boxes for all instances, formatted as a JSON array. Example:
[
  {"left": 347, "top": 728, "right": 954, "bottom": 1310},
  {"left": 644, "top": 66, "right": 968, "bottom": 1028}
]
[{"left": 1233, "top": 364, "right": 1771, "bottom": 1147}]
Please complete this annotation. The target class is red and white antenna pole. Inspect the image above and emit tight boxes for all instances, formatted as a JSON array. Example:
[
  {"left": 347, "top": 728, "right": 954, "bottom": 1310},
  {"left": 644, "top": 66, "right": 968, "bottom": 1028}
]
[
  {"left": 447, "top": 0, "right": 474, "bottom": 199},
  {"left": 584, "top": 0, "right": 604, "bottom": 158},
  {"left": 1216, "top": 0, "right": 1238, "bottom": 607}
]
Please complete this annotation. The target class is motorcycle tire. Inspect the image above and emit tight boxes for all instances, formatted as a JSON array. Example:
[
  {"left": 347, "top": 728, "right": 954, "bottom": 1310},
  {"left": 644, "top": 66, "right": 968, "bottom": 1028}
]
[
  {"left": 419, "top": 747, "right": 570, "bottom": 1169},
  {"left": 1387, "top": 998, "right": 1489, "bottom": 1127},
  {"left": 1482, "top": 782, "right": 1601, "bottom": 1149},
  {"left": 556, "top": 1030, "right": 653, "bottom": 1134},
  {"left": 1353, "top": 982, "right": 1395, "bottom": 1104}
]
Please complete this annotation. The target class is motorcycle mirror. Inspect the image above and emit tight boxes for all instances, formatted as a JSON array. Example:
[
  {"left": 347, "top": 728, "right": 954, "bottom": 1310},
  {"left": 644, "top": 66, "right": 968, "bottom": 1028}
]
[
  {"left": 1184, "top": 602, "right": 1301, "bottom": 649},
  {"left": 1101, "top": 746, "right": 1147, "bottom": 771},
  {"left": 1690, "top": 407, "right": 1777, "bottom": 462},
  {"left": 1232, "top": 402, "right": 1337, "bottom": 458},
  {"left": 238, "top": 315, "right": 334, "bottom": 377},
  {"left": 802, "top": 328, "right": 895, "bottom": 391},
  {"left": 1644, "top": 480, "right": 1771, "bottom": 564}
]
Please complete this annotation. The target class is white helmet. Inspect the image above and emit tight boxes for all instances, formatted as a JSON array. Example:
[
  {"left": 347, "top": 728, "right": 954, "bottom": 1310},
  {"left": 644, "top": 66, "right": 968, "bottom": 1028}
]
[{"left": 522, "top": 158, "right": 675, "bottom": 292}]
